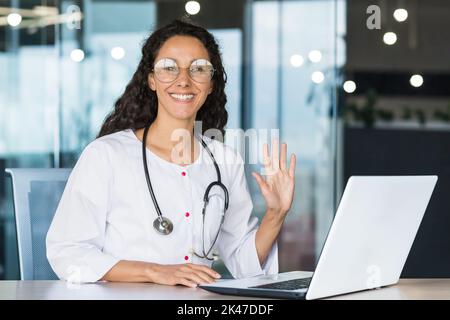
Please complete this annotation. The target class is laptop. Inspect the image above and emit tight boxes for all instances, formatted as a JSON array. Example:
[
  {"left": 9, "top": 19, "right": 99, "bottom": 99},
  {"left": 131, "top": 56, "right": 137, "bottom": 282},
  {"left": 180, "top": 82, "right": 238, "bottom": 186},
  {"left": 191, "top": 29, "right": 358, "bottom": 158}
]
[{"left": 200, "top": 175, "right": 438, "bottom": 300}]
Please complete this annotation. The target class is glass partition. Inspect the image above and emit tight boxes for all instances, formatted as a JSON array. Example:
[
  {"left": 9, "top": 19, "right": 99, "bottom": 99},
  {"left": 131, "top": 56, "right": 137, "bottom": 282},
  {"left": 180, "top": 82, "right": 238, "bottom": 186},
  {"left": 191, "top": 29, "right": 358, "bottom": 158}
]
[{"left": 250, "top": 0, "right": 345, "bottom": 270}]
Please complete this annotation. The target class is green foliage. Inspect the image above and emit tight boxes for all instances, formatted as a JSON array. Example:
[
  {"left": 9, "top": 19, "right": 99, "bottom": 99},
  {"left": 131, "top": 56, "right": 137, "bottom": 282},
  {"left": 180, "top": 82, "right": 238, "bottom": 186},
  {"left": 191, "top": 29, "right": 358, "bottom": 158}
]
[
  {"left": 401, "top": 107, "right": 412, "bottom": 120},
  {"left": 433, "top": 104, "right": 450, "bottom": 122},
  {"left": 376, "top": 109, "right": 394, "bottom": 121},
  {"left": 344, "top": 89, "right": 450, "bottom": 127},
  {"left": 415, "top": 109, "right": 426, "bottom": 125},
  {"left": 344, "top": 89, "right": 394, "bottom": 128}
]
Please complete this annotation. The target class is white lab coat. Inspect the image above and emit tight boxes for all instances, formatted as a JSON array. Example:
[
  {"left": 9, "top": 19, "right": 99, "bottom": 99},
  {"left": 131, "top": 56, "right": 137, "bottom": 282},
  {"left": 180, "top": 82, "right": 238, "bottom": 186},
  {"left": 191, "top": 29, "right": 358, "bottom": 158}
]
[{"left": 46, "top": 129, "right": 278, "bottom": 283}]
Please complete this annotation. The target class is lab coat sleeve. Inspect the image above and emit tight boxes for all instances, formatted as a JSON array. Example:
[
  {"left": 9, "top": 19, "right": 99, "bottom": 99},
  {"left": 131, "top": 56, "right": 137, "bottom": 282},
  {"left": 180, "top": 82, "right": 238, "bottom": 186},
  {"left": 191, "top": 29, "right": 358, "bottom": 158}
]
[
  {"left": 217, "top": 151, "right": 278, "bottom": 279},
  {"left": 46, "top": 141, "right": 120, "bottom": 283}
]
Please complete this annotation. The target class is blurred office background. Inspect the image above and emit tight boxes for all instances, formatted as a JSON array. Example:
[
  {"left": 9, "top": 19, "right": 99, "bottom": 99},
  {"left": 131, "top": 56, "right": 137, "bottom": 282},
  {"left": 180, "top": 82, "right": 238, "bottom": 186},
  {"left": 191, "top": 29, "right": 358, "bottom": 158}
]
[{"left": 0, "top": 0, "right": 449, "bottom": 280}]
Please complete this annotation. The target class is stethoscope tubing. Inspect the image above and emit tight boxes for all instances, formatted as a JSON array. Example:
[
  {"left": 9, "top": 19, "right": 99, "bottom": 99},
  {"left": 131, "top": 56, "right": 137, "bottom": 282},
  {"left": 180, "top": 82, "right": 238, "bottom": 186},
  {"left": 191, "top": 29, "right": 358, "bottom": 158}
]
[{"left": 142, "top": 123, "right": 229, "bottom": 260}]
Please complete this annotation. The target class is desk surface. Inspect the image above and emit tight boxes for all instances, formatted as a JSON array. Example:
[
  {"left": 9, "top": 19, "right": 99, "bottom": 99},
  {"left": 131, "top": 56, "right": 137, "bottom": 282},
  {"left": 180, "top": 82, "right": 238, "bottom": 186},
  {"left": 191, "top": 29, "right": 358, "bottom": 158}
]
[{"left": 1, "top": 279, "right": 450, "bottom": 300}]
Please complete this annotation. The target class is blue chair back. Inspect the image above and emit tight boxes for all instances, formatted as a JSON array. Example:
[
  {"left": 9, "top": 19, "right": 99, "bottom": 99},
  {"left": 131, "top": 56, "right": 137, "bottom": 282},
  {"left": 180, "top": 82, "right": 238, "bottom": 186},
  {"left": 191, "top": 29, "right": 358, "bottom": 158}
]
[{"left": 5, "top": 168, "right": 71, "bottom": 280}]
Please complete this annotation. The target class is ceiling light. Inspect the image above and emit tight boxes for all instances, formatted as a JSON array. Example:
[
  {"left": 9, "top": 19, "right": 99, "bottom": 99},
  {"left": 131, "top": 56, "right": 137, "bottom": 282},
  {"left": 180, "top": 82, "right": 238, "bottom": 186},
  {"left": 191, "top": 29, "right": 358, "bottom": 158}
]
[
  {"left": 185, "top": 1, "right": 201, "bottom": 15},
  {"left": 383, "top": 32, "right": 397, "bottom": 45},
  {"left": 308, "top": 50, "right": 322, "bottom": 63},
  {"left": 393, "top": 8, "right": 408, "bottom": 22},
  {"left": 7, "top": 13, "right": 22, "bottom": 27},
  {"left": 111, "top": 47, "right": 125, "bottom": 60},
  {"left": 410, "top": 74, "right": 423, "bottom": 88},
  {"left": 343, "top": 80, "right": 356, "bottom": 93},
  {"left": 311, "top": 71, "right": 324, "bottom": 84},
  {"left": 70, "top": 49, "right": 85, "bottom": 62},
  {"left": 290, "top": 54, "right": 304, "bottom": 67}
]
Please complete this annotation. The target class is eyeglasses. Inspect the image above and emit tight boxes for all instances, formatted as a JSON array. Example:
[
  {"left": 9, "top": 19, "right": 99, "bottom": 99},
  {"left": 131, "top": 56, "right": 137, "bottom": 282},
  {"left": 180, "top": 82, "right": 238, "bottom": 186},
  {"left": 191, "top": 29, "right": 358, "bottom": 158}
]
[{"left": 153, "top": 58, "right": 215, "bottom": 83}]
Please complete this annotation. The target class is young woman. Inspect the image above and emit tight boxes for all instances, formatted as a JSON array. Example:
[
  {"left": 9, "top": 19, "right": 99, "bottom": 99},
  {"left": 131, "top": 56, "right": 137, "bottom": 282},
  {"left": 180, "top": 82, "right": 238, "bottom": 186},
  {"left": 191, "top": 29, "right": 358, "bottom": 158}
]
[{"left": 46, "top": 19, "right": 296, "bottom": 288}]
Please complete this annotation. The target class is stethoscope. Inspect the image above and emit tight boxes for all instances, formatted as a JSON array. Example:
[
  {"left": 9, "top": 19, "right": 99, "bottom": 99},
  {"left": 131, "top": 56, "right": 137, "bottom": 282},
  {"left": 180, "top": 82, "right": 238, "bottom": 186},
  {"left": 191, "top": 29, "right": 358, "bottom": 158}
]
[{"left": 142, "top": 124, "right": 229, "bottom": 260}]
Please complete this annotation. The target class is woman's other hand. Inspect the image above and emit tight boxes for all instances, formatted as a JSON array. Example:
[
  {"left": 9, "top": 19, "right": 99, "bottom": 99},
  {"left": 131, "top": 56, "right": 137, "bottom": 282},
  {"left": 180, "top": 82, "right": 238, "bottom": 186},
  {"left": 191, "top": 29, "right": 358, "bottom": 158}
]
[{"left": 147, "top": 263, "right": 221, "bottom": 288}]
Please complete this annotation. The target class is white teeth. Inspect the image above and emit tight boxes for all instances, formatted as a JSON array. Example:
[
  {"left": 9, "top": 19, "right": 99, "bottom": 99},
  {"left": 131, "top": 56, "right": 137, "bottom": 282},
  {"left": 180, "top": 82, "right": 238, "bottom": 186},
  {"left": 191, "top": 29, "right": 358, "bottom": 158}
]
[{"left": 170, "top": 93, "right": 194, "bottom": 101}]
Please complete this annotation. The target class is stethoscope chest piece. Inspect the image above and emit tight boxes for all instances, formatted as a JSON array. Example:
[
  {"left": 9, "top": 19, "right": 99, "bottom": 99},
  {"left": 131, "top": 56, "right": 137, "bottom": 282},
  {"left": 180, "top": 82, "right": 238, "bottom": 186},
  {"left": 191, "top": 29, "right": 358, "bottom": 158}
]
[{"left": 153, "top": 216, "right": 174, "bottom": 235}]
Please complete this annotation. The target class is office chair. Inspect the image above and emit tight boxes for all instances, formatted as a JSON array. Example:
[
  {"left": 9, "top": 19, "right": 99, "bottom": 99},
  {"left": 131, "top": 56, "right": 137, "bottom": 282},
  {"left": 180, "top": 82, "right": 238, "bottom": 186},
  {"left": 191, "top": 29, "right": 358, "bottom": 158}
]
[{"left": 5, "top": 168, "right": 71, "bottom": 280}]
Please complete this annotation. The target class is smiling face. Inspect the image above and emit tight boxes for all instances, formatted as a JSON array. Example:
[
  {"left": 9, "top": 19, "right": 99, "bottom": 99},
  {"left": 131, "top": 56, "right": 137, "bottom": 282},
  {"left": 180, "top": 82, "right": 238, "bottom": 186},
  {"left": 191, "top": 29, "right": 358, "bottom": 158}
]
[{"left": 148, "top": 35, "right": 213, "bottom": 122}]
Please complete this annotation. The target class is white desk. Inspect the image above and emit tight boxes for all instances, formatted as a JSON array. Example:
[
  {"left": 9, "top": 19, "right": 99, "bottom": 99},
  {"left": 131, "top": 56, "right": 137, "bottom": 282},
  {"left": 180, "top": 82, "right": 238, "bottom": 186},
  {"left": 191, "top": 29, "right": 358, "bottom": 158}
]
[{"left": 0, "top": 279, "right": 449, "bottom": 300}]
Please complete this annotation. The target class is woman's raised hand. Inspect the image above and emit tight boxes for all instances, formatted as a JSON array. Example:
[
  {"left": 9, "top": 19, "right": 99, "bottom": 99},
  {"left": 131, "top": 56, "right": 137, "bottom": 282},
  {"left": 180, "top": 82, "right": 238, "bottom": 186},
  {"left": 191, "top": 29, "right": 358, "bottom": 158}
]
[{"left": 252, "top": 139, "right": 296, "bottom": 220}]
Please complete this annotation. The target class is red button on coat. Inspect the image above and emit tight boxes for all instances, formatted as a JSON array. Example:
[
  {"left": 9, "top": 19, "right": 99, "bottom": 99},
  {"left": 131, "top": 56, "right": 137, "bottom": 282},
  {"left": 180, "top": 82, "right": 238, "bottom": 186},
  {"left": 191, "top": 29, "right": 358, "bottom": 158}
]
[
  {"left": 181, "top": 171, "right": 186, "bottom": 176},
  {"left": 185, "top": 212, "right": 190, "bottom": 217},
  {"left": 184, "top": 255, "right": 189, "bottom": 261}
]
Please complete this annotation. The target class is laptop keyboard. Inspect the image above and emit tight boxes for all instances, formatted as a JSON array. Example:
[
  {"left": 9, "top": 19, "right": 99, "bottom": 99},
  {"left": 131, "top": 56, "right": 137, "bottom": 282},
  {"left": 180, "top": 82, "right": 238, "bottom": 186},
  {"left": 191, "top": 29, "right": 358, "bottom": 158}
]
[{"left": 250, "top": 277, "right": 312, "bottom": 290}]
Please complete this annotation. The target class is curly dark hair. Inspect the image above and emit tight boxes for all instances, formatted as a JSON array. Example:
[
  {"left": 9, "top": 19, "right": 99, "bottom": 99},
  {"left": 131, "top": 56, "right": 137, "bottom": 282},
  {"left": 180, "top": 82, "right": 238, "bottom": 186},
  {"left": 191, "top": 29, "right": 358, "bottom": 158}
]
[{"left": 97, "top": 19, "right": 228, "bottom": 138}]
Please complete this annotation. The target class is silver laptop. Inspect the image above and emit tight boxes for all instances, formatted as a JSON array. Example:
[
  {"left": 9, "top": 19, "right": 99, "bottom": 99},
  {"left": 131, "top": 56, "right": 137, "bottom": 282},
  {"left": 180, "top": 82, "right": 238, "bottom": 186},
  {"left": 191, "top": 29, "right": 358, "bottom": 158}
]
[{"left": 200, "top": 175, "right": 438, "bottom": 300}]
